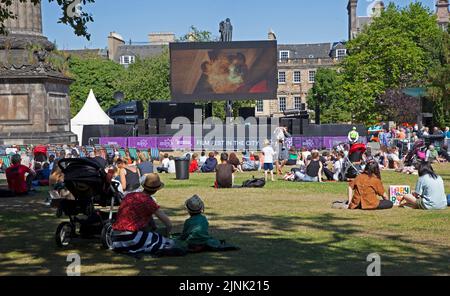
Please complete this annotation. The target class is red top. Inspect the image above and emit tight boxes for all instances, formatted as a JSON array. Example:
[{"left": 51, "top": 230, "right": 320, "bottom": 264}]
[
  {"left": 189, "top": 159, "right": 199, "bottom": 173},
  {"left": 6, "top": 164, "right": 31, "bottom": 194},
  {"left": 112, "top": 192, "right": 160, "bottom": 232}
]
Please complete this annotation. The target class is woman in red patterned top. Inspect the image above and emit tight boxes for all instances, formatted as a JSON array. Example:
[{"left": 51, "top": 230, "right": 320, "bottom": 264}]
[{"left": 111, "top": 173, "right": 175, "bottom": 255}]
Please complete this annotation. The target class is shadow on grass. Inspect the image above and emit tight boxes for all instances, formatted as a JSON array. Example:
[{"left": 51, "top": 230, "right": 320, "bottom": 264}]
[{"left": 0, "top": 196, "right": 449, "bottom": 276}]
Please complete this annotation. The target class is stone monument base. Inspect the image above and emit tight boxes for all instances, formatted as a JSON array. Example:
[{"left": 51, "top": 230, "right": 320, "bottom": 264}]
[{"left": 0, "top": 132, "right": 77, "bottom": 145}]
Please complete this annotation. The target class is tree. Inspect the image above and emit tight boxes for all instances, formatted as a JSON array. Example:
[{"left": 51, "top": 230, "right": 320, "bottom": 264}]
[
  {"left": 426, "top": 28, "right": 450, "bottom": 127},
  {"left": 67, "top": 54, "right": 125, "bottom": 116},
  {"left": 0, "top": 0, "right": 95, "bottom": 39},
  {"left": 307, "top": 68, "right": 352, "bottom": 123},
  {"left": 177, "top": 25, "right": 218, "bottom": 42},
  {"left": 377, "top": 89, "right": 421, "bottom": 123},
  {"left": 116, "top": 50, "right": 171, "bottom": 111},
  {"left": 341, "top": 2, "right": 445, "bottom": 124}
]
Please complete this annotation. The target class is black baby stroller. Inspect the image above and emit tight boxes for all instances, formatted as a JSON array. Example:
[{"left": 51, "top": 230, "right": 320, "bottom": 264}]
[
  {"left": 404, "top": 140, "right": 426, "bottom": 167},
  {"left": 53, "top": 158, "right": 123, "bottom": 249},
  {"left": 339, "top": 143, "right": 366, "bottom": 181}
]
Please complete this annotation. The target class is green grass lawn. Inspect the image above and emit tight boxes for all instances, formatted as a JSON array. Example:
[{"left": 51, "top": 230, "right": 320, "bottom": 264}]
[{"left": 0, "top": 164, "right": 449, "bottom": 276}]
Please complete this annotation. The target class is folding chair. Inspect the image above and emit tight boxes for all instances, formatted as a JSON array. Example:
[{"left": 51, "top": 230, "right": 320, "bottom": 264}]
[
  {"left": 118, "top": 148, "right": 126, "bottom": 158},
  {"left": 150, "top": 148, "right": 160, "bottom": 161},
  {"left": 141, "top": 150, "right": 150, "bottom": 160},
  {"left": 1, "top": 155, "right": 11, "bottom": 168},
  {"left": 128, "top": 148, "right": 138, "bottom": 160}
]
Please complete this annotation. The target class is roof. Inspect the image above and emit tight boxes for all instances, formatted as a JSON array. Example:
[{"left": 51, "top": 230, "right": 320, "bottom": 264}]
[
  {"left": 277, "top": 43, "right": 333, "bottom": 59},
  {"left": 71, "top": 89, "right": 114, "bottom": 126},
  {"left": 114, "top": 44, "right": 167, "bottom": 62},
  {"left": 63, "top": 49, "right": 108, "bottom": 58}
]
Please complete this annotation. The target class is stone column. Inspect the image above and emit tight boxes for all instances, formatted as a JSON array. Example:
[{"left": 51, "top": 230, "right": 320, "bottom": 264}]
[
  {"left": 347, "top": 0, "right": 358, "bottom": 40},
  {"left": 6, "top": 0, "right": 43, "bottom": 36}
]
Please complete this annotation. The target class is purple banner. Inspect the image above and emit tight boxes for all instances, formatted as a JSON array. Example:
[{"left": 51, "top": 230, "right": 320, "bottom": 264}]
[
  {"left": 323, "top": 137, "right": 349, "bottom": 149},
  {"left": 292, "top": 137, "right": 323, "bottom": 150},
  {"left": 128, "top": 137, "right": 158, "bottom": 149},
  {"left": 157, "top": 136, "right": 193, "bottom": 150},
  {"left": 99, "top": 137, "right": 127, "bottom": 148}
]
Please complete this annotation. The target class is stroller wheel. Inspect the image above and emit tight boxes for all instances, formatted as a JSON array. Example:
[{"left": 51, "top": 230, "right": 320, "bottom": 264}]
[
  {"left": 101, "top": 222, "right": 114, "bottom": 250},
  {"left": 55, "top": 222, "right": 74, "bottom": 247}
]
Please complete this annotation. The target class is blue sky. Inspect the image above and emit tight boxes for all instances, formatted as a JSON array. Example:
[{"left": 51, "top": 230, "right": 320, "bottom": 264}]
[{"left": 42, "top": 0, "right": 437, "bottom": 50}]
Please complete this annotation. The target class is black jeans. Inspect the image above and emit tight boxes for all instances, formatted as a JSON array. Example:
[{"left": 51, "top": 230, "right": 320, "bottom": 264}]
[
  {"left": 157, "top": 167, "right": 169, "bottom": 174},
  {"left": 377, "top": 200, "right": 394, "bottom": 210},
  {"left": 323, "top": 167, "right": 334, "bottom": 181}
]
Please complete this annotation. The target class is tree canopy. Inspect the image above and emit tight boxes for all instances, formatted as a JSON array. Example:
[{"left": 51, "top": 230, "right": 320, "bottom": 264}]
[
  {"left": 67, "top": 54, "right": 125, "bottom": 116},
  {"left": 0, "top": 0, "right": 95, "bottom": 39},
  {"left": 116, "top": 50, "right": 171, "bottom": 111},
  {"left": 310, "top": 2, "right": 449, "bottom": 126}
]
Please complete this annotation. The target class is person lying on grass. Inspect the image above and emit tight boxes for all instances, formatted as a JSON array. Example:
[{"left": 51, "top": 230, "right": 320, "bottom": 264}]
[
  {"left": 398, "top": 161, "right": 447, "bottom": 210},
  {"left": 347, "top": 159, "right": 393, "bottom": 210}
]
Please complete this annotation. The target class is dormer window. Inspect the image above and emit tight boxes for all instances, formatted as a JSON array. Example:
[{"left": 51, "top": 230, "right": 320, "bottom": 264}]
[
  {"left": 279, "top": 50, "right": 290, "bottom": 61},
  {"left": 336, "top": 49, "right": 347, "bottom": 60},
  {"left": 120, "top": 55, "right": 135, "bottom": 65}
]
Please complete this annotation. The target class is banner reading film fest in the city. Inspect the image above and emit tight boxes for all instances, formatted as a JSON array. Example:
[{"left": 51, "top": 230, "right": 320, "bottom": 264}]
[{"left": 99, "top": 136, "right": 365, "bottom": 150}]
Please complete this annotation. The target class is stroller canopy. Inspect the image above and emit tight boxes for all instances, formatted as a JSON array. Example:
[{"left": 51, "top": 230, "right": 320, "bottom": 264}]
[
  {"left": 349, "top": 144, "right": 367, "bottom": 155},
  {"left": 58, "top": 158, "right": 106, "bottom": 184}
]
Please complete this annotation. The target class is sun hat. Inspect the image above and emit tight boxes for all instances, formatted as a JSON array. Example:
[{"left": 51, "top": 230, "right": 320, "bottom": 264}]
[
  {"left": 185, "top": 195, "right": 204, "bottom": 214},
  {"left": 142, "top": 173, "right": 165, "bottom": 193}
]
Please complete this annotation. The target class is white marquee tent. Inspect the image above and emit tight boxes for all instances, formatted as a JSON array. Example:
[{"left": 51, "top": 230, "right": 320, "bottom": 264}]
[{"left": 71, "top": 89, "right": 114, "bottom": 145}]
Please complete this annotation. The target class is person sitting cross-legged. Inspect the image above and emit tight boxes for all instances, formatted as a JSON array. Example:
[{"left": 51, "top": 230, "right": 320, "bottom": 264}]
[
  {"left": 201, "top": 152, "right": 218, "bottom": 173},
  {"left": 111, "top": 174, "right": 185, "bottom": 256},
  {"left": 4, "top": 154, "right": 36, "bottom": 197},
  {"left": 215, "top": 153, "right": 236, "bottom": 188}
]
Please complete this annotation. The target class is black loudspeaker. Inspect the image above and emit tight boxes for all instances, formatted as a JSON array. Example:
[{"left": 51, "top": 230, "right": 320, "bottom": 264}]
[
  {"left": 107, "top": 101, "right": 144, "bottom": 117},
  {"left": 205, "top": 103, "right": 213, "bottom": 119},
  {"left": 113, "top": 116, "right": 139, "bottom": 125},
  {"left": 148, "top": 119, "right": 158, "bottom": 135},
  {"left": 107, "top": 101, "right": 144, "bottom": 125},
  {"left": 292, "top": 119, "right": 301, "bottom": 135},
  {"left": 148, "top": 101, "right": 201, "bottom": 122},
  {"left": 138, "top": 119, "right": 148, "bottom": 136},
  {"left": 158, "top": 118, "right": 166, "bottom": 135},
  {"left": 238, "top": 107, "right": 256, "bottom": 119},
  {"left": 82, "top": 125, "right": 134, "bottom": 146}
]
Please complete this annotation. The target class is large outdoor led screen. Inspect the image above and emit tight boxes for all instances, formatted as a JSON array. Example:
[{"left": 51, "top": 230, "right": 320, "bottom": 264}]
[{"left": 170, "top": 41, "right": 277, "bottom": 102}]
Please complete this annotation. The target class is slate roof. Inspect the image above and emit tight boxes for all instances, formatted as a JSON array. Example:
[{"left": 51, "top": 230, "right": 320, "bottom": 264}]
[
  {"left": 63, "top": 49, "right": 108, "bottom": 58},
  {"left": 277, "top": 43, "right": 336, "bottom": 59},
  {"left": 114, "top": 44, "right": 167, "bottom": 62}
]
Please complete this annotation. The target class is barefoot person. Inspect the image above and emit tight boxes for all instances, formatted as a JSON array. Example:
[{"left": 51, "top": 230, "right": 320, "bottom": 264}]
[
  {"left": 111, "top": 174, "right": 177, "bottom": 255},
  {"left": 399, "top": 162, "right": 447, "bottom": 210}
]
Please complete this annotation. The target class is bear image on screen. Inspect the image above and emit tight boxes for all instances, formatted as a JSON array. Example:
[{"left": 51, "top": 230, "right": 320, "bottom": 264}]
[{"left": 170, "top": 41, "right": 277, "bottom": 102}]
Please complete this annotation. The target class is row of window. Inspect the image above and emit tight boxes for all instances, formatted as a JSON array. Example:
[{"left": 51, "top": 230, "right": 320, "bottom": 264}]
[
  {"left": 279, "top": 49, "right": 347, "bottom": 61},
  {"left": 120, "top": 49, "right": 347, "bottom": 66},
  {"left": 256, "top": 97, "right": 304, "bottom": 113},
  {"left": 278, "top": 97, "right": 303, "bottom": 112},
  {"left": 279, "top": 70, "right": 316, "bottom": 84}
]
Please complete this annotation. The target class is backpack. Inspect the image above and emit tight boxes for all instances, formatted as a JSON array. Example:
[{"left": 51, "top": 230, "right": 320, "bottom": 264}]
[{"left": 242, "top": 177, "right": 266, "bottom": 188}]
